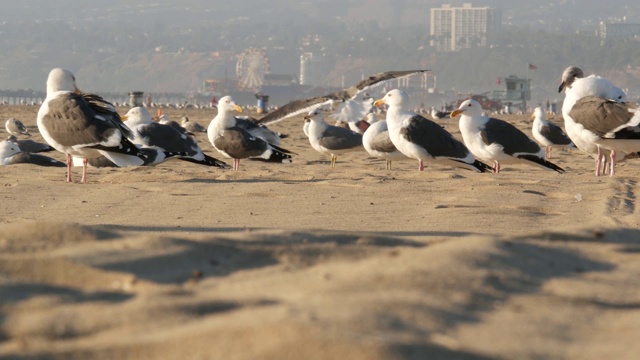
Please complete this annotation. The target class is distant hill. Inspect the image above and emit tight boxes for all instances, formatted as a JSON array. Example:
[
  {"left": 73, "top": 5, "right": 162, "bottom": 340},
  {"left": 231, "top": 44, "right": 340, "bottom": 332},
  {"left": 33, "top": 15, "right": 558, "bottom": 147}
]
[{"left": 0, "top": 1, "right": 639, "bottom": 96}]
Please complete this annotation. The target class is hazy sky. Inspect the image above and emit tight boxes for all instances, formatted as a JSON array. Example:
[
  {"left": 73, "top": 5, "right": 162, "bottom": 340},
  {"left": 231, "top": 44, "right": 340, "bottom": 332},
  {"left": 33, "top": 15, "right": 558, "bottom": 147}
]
[{"left": 1, "top": 1, "right": 639, "bottom": 29}]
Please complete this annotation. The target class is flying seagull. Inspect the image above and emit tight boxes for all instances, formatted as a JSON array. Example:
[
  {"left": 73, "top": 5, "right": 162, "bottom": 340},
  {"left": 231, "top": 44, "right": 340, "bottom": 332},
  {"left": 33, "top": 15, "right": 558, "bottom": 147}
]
[{"left": 257, "top": 70, "right": 430, "bottom": 125}]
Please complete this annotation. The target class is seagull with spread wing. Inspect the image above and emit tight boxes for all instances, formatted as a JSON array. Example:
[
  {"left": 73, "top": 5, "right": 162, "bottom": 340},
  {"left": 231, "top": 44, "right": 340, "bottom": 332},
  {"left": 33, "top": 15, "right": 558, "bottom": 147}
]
[{"left": 257, "top": 70, "right": 430, "bottom": 126}]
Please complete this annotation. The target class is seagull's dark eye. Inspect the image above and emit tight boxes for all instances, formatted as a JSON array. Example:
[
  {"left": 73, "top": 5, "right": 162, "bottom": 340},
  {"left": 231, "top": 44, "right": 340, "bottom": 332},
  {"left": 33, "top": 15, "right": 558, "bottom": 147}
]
[{"left": 468, "top": 103, "right": 472, "bottom": 107}]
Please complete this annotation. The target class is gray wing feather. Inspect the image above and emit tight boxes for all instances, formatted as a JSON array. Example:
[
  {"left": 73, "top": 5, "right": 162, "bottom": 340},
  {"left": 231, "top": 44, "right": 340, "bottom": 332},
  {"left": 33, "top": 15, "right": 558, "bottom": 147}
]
[
  {"left": 369, "top": 131, "right": 397, "bottom": 153},
  {"left": 319, "top": 126, "right": 363, "bottom": 150},
  {"left": 481, "top": 118, "right": 541, "bottom": 155},
  {"left": 137, "top": 123, "right": 199, "bottom": 156},
  {"left": 401, "top": 115, "right": 469, "bottom": 158},
  {"left": 569, "top": 96, "right": 634, "bottom": 137},
  {"left": 540, "top": 123, "right": 572, "bottom": 145}
]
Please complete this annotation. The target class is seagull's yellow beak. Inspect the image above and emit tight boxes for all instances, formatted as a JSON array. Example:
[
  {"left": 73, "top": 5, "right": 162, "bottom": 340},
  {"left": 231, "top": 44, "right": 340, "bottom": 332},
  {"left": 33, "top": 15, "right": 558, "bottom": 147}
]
[
  {"left": 451, "top": 109, "right": 464, "bottom": 117},
  {"left": 121, "top": 115, "right": 128, "bottom": 122},
  {"left": 530, "top": 113, "right": 536, "bottom": 120},
  {"left": 73, "top": 85, "right": 82, "bottom": 94},
  {"left": 373, "top": 99, "right": 385, "bottom": 107},
  {"left": 233, "top": 104, "right": 242, "bottom": 112}
]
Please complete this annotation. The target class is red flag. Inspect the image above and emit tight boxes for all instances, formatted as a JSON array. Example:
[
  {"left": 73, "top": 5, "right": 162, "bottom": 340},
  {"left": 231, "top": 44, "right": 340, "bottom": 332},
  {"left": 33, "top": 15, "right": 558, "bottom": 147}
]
[
  {"left": 496, "top": 77, "right": 501, "bottom": 85},
  {"left": 528, "top": 63, "right": 538, "bottom": 70}
]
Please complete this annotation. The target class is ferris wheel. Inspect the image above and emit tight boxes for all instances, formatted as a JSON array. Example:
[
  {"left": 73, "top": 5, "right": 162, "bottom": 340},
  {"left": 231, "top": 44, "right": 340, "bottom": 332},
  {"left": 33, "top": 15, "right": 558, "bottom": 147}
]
[{"left": 236, "top": 47, "right": 271, "bottom": 90}]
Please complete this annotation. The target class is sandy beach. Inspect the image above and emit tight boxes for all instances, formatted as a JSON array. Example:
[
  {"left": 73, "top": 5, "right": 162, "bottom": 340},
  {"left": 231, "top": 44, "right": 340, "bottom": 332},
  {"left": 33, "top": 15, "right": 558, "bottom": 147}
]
[{"left": 1, "top": 104, "right": 640, "bottom": 359}]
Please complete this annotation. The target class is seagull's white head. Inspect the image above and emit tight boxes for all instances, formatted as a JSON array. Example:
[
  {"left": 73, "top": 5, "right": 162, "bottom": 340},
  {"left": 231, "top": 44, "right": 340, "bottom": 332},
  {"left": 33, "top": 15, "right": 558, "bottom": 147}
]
[
  {"left": 0, "top": 140, "right": 20, "bottom": 159},
  {"left": 609, "top": 87, "right": 627, "bottom": 103},
  {"left": 373, "top": 89, "right": 409, "bottom": 109},
  {"left": 122, "top": 107, "right": 154, "bottom": 126},
  {"left": 46, "top": 68, "right": 80, "bottom": 94},
  {"left": 217, "top": 96, "right": 242, "bottom": 113},
  {"left": 558, "top": 66, "right": 584, "bottom": 93},
  {"left": 532, "top": 106, "right": 545, "bottom": 120},
  {"left": 181, "top": 116, "right": 190, "bottom": 125},
  {"left": 451, "top": 99, "right": 483, "bottom": 118},
  {"left": 303, "top": 108, "right": 324, "bottom": 122}
]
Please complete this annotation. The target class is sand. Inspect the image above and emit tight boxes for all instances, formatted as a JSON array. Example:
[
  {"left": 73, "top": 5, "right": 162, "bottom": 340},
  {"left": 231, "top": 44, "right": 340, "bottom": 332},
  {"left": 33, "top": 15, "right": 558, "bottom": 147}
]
[{"left": 1, "top": 104, "right": 640, "bottom": 359}]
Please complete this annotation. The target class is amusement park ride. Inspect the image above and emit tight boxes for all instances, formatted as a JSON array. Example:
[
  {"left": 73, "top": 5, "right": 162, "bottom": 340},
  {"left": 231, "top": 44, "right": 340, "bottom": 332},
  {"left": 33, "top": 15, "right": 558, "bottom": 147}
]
[{"left": 235, "top": 47, "right": 271, "bottom": 91}]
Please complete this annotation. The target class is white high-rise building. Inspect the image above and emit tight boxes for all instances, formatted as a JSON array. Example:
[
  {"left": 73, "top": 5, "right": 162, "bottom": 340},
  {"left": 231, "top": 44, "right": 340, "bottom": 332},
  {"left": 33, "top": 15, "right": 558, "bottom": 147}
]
[
  {"left": 300, "top": 52, "right": 330, "bottom": 86},
  {"left": 430, "top": 3, "right": 502, "bottom": 52}
]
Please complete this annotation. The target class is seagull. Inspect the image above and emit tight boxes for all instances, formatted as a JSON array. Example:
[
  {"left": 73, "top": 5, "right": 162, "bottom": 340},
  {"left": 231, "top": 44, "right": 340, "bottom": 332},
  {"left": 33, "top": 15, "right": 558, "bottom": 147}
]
[
  {"left": 559, "top": 65, "right": 629, "bottom": 175},
  {"left": 6, "top": 135, "right": 54, "bottom": 153},
  {"left": 180, "top": 116, "right": 207, "bottom": 134},
  {"left": 374, "top": 89, "right": 491, "bottom": 173},
  {"left": 362, "top": 114, "right": 408, "bottom": 169},
  {"left": 531, "top": 106, "right": 573, "bottom": 159},
  {"left": 430, "top": 107, "right": 450, "bottom": 120},
  {"left": 36, "top": 68, "right": 149, "bottom": 183},
  {"left": 304, "top": 109, "right": 363, "bottom": 168},
  {"left": 452, "top": 99, "right": 564, "bottom": 173},
  {"left": 123, "top": 107, "right": 228, "bottom": 169},
  {"left": 5, "top": 118, "right": 30, "bottom": 137},
  {"left": 208, "top": 96, "right": 294, "bottom": 170},
  {"left": 257, "top": 70, "right": 430, "bottom": 125},
  {"left": 0, "top": 140, "right": 65, "bottom": 167}
]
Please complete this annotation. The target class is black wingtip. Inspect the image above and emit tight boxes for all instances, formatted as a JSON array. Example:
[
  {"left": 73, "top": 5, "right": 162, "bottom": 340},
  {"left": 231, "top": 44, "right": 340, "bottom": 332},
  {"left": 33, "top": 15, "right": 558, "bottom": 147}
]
[
  {"left": 270, "top": 143, "right": 297, "bottom": 156},
  {"left": 474, "top": 160, "right": 493, "bottom": 173},
  {"left": 448, "top": 159, "right": 491, "bottom": 172},
  {"left": 248, "top": 148, "right": 294, "bottom": 163},
  {"left": 179, "top": 154, "right": 229, "bottom": 169},
  {"left": 518, "top": 154, "right": 565, "bottom": 173},
  {"left": 268, "top": 148, "right": 293, "bottom": 162}
]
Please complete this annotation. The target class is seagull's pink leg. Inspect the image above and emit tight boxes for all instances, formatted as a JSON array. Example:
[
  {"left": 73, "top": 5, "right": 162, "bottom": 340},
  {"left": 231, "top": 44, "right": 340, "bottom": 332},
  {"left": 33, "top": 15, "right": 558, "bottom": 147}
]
[
  {"left": 80, "top": 158, "right": 88, "bottom": 183},
  {"left": 610, "top": 150, "right": 616, "bottom": 177},
  {"left": 66, "top": 154, "right": 73, "bottom": 182},
  {"left": 418, "top": 160, "right": 424, "bottom": 171},
  {"left": 595, "top": 146, "right": 603, "bottom": 177},
  {"left": 547, "top": 146, "right": 552, "bottom": 159}
]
